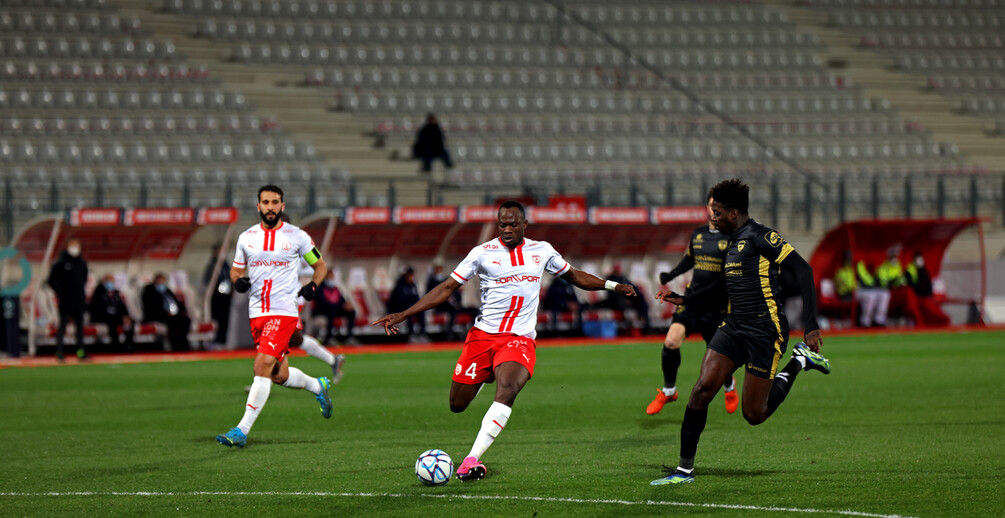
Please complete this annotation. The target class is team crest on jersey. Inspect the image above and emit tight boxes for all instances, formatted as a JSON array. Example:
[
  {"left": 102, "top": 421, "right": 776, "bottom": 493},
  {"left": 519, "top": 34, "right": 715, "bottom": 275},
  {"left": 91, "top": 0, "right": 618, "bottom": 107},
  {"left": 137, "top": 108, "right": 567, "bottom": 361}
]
[
  {"left": 737, "top": 240, "right": 746, "bottom": 252},
  {"left": 454, "top": 364, "right": 462, "bottom": 375},
  {"left": 532, "top": 254, "right": 541, "bottom": 265},
  {"left": 283, "top": 241, "right": 291, "bottom": 251},
  {"left": 718, "top": 240, "right": 728, "bottom": 251},
  {"left": 765, "top": 231, "right": 783, "bottom": 248}
]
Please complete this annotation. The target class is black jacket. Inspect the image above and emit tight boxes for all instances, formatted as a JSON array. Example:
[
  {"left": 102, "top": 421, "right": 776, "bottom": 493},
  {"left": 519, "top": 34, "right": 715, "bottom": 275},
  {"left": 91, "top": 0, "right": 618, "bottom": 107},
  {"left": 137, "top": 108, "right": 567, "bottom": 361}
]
[
  {"left": 88, "top": 284, "right": 131, "bottom": 322},
  {"left": 48, "top": 251, "right": 88, "bottom": 312},
  {"left": 141, "top": 284, "right": 187, "bottom": 323}
]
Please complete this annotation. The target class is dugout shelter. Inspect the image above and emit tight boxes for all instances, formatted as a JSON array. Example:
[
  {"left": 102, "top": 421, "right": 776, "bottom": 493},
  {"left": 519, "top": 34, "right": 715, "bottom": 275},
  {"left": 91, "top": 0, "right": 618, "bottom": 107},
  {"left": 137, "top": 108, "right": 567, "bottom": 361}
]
[{"left": 10, "top": 207, "right": 239, "bottom": 355}]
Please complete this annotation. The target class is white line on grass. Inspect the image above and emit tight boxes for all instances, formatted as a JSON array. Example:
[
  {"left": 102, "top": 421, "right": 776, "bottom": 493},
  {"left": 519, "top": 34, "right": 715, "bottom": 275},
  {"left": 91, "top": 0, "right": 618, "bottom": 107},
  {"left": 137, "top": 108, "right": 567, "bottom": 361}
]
[{"left": 0, "top": 491, "right": 917, "bottom": 518}]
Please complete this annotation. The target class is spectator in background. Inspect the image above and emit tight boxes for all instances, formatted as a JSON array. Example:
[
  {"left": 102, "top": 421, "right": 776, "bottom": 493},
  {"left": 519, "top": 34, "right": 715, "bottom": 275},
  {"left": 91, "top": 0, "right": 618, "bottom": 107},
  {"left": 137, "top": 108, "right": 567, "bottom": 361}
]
[
  {"left": 88, "top": 274, "right": 134, "bottom": 351},
  {"left": 388, "top": 266, "right": 428, "bottom": 342},
  {"left": 905, "top": 250, "right": 932, "bottom": 297},
  {"left": 855, "top": 259, "right": 887, "bottom": 327},
  {"left": 600, "top": 265, "right": 650, "bottom": 333},
  {"left": 413, "top": 113, "right": 453, "bottom": 173},
  {"left": 48, "top": 238, "right": 88, "bottom": 360},
  {"left": 542, "top": 277, "right": 582, "bottom": 332},
  {"left": 203, "top": 243, "right": 233, "bottom": 347},
  {"left": 313, "top": 269, "right": 358, "bottom": 346},
  {"left": 834, "top": 251, "right": 857, "bottom": 302},
  {"left": 142, "top": 273, "right": 191, "bottom": 351}
]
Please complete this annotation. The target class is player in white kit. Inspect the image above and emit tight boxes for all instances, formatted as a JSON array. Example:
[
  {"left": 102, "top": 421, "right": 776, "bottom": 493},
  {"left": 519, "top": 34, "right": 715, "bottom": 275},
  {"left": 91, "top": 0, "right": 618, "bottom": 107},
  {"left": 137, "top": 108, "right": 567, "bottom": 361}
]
[
  {"left": 373, "top": 201, "right": 637, "bottom": 480},
  {"left": 216, "top": 185, "right": 333, "bottom": 448}
]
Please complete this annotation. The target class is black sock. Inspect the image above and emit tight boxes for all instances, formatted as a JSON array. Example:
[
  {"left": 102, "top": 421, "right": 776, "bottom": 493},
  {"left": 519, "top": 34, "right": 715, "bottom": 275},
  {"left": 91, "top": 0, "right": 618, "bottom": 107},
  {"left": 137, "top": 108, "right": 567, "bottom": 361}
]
[
  {"left": 679, "top": 405, "right": 708, "bottom": 469},
  {"left": 662, "top": 347, "right": 681, "bottom": 389},
  {"left": 766, "top": 358, "right": 802, "bottom": 417}
]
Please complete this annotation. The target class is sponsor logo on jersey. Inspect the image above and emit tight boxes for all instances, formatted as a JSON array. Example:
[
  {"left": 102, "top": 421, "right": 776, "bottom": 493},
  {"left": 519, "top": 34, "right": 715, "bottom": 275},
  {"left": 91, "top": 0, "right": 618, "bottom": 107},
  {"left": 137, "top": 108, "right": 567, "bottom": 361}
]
[
  {"left": 747, "top": 362, "right": 768, "bottom": 373},
  {"left": 249, "top": 260, "right": 292, "bottom": 268},
  {"left": 695, "top": 233, "right": 704, "bottom": 243},
  {"left": 483, "top": 244, "right": 500, "bottom": 249},
  {"left": 495, "top": 274, "right": 541, "bottom": 284}
]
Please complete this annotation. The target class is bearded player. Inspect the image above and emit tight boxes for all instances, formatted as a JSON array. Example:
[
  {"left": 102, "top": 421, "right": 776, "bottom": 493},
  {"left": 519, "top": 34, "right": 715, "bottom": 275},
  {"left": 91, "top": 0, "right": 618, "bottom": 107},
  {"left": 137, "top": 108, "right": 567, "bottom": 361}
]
[
  {"left": 373, "top": 200, "right": 637, "bottom": 480},
  {"left": 216, "top": 185, "right": 333, "bottom": 448}
]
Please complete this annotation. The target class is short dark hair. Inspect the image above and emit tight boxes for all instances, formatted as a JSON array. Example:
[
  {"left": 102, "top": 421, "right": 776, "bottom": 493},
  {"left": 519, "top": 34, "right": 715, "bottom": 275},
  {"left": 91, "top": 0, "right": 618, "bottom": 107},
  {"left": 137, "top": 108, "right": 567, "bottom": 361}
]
[
  {"left": 258, "top": 184, "right": 284, "bottom": 202},
  {"left": 710, "top": 179, "right": 749, "bottom": 214},
  {"left": 498, "top": 200, "right": 526, "bottom": 217}
]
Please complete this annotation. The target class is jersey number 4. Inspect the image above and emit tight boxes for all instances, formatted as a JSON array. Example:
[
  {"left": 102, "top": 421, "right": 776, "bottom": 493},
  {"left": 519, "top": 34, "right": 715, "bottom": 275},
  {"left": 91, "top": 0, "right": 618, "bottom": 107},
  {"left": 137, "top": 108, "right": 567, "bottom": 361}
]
[{"left": 465, "top": 363, "right": 477, "bottom": 379}]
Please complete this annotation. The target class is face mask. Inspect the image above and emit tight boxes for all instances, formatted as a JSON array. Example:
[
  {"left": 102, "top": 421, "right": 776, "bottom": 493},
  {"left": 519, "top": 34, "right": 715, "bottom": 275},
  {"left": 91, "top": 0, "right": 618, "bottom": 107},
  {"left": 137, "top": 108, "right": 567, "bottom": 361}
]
[
  {"left": 915, "top": 257, "right": 925, "bottom": 267},
  {"left": 104, "top": 282, "right": 115, "bottom": 291},
  {"left": 67, "top": 246, "right": 81, "bottom": 257},
  {"left": 324, "top": 280, "right": 336, "bottom": 288},
  {"left": 155, "top": 284, "right": 167, "bottom": 293}
]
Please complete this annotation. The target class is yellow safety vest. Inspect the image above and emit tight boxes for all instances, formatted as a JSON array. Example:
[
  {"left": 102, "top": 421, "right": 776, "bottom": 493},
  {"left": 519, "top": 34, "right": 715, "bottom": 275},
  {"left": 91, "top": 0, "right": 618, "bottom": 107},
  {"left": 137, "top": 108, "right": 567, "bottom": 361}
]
[
  {"left": 835, "top": 266, "right": 856, "bottom": 297},
  {"left": 877, "top": 260, "right": 904, "bottom": 289},
  {"left": 856, "top": 261, "right": 876, "bottom": 288}
]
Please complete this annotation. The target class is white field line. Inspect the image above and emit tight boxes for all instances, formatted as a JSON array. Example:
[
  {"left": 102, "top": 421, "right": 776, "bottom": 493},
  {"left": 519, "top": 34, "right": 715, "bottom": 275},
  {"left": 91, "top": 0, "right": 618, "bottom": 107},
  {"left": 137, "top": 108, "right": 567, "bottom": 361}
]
[{"left": 0, "top": 491, "right": 918, "bottom": 518}]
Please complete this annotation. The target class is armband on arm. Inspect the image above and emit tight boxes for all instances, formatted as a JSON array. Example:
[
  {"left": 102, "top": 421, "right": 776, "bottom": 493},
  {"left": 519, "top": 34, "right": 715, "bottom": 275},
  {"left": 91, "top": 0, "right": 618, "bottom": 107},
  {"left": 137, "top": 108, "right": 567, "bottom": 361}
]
[{"left": 303, "top": 247, "right": 322, "bottom": 266}]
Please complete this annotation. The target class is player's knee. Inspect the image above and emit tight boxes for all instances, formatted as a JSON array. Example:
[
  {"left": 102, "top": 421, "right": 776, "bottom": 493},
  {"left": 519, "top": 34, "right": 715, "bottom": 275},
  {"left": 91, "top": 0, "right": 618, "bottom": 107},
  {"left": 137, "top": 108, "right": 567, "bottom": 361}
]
[
  {"left": 663, "top": 337, "right": 681, "bottom": 349},
  {"left": 271, "top": 373, "right": 288, "bottom": 385},
  {"left": 742, "top": 407, "right": 768, "bottom": 426},
  {"left": 449, "top": 401, "right": 468, "bottom": 413}
]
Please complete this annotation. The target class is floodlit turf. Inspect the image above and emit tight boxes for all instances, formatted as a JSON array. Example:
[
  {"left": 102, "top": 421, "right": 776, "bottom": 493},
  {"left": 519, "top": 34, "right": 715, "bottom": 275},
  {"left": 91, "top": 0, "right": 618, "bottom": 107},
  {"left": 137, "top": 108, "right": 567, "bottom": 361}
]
[{"left": 1, "top": 331, "right": 1003, "bottom": 517}]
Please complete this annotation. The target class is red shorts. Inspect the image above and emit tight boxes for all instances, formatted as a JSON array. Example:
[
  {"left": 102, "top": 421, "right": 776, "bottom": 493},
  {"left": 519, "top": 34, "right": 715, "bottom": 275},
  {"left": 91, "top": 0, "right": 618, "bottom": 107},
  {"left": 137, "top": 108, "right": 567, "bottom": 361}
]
[
  {"left": 452, "top": 327, "right": 537, "bottom": 385},
  {"left": 249, "top": 315, "right": 299, "bottom": 360}
]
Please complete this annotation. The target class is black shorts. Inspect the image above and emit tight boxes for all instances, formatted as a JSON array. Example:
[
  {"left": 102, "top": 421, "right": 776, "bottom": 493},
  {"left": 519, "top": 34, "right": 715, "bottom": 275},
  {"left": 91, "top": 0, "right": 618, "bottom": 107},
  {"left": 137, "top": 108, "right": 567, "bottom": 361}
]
[
  {"left": 708, "top": 314, "right": 789, "bottom": 379},
  {"left": 670, "top": 305, "right": 725, "bottom": 344}
]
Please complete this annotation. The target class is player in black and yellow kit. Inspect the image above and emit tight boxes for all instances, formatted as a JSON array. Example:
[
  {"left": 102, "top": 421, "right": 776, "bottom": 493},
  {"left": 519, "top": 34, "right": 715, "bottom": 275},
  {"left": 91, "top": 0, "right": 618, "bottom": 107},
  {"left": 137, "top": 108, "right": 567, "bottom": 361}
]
[
  {"left": 651, "top": 179, "right": 832, "bottom": 485},
  {"left": 646, "top": 196, "right": 738, "bottom": 416}
]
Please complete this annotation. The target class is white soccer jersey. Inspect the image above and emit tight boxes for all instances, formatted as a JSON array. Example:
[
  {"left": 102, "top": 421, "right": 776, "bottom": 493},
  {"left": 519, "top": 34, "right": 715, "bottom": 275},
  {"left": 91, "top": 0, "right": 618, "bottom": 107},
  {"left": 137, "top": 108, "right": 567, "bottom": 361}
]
[
  {"left": 233, "top": 221, "right": 316, "bottom": 319},
  {"left": 450, "top": 237, "right": 572, "bottom": 339}
]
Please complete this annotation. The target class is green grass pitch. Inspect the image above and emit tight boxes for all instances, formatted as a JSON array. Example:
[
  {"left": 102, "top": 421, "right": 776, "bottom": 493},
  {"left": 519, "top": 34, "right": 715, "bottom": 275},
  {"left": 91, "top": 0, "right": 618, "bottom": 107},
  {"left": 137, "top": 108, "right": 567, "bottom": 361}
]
[{"left": 1, "top": 331, "right": 1003, "bottom": 517}]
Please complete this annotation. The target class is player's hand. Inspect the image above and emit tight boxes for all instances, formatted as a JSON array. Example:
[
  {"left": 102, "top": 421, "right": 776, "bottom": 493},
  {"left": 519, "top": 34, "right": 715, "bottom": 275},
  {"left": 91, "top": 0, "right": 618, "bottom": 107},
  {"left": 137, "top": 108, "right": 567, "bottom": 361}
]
[
  {"left": 615, "top": 283, "right": 637, "bottom": 297},
  {"left": 372, "top": 313, "right": 405, "bottom": 335},
  {"left": 804, "top": 329, "right": 823, "bottom": 352},
  {"left": 659, "top": 272, "right": 672, "bottom": 285},
  {"left": 655, "top": 289, "right": 683, "bottom": 305},
  {"left": 297, "top": 281, "right": 317, "bottom": 301},
  {"left": 234, "top": 277, "right": 251, "bottom": 293}
]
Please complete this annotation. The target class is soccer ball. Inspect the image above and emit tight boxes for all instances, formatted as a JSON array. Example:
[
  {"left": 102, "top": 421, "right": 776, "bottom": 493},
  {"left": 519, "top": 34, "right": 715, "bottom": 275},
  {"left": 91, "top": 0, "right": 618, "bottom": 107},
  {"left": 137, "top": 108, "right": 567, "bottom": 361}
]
[{"left": 415, "top": 449, "right": 453, "bottom": 486}]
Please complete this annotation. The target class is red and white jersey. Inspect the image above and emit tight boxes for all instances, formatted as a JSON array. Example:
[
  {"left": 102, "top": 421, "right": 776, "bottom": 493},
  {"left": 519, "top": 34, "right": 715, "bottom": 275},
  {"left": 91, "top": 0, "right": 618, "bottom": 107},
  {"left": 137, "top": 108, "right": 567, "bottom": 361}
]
[
  {"left": 233, "top": 221, "right": 315, "bottom": 319},
  {"left": 451, "top": 237, "right": 572, "bottom": 339}
]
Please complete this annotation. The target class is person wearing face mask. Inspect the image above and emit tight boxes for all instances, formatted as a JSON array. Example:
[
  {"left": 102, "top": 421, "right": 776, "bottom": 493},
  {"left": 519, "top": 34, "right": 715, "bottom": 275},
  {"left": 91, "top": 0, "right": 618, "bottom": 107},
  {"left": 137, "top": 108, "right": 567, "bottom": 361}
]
[
  {"left": 88, "top": 274, "right": 134, "bottom": 351},
  {"left": 47, "top": 238, "right": 89, "bottom": 360},
  {"left": 141, "top": 273, "right": 191, "bottom": 351},
  {"left": 313, "top": 269, "right": 358, "bottom": 346},
  {"left": 901, "top": 250, "right": 950, "bottom": 327}
]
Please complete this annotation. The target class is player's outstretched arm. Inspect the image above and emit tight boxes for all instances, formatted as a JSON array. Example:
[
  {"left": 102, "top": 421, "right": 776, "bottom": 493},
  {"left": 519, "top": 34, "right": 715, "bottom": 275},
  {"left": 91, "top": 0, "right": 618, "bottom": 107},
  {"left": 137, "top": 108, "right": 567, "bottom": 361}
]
[
  {"left": 780, "top": 251, "right": 823, "bottom": 351},
  {"left": 561, "top": 268, "right": 637, "bottom": 297},
  {"left": 371, "top": 278, "right": 463, "bottom": 335}
]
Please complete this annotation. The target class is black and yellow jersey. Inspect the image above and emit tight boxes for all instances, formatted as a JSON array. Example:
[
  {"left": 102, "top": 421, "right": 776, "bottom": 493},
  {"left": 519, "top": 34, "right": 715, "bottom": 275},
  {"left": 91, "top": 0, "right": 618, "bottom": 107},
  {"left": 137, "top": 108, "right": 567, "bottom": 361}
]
[
  {"left": 722, "top": 219, "right": 795, "bottom": 322},
  {"left": 679, "top": 226, "right": 729, "bottom": 313}
]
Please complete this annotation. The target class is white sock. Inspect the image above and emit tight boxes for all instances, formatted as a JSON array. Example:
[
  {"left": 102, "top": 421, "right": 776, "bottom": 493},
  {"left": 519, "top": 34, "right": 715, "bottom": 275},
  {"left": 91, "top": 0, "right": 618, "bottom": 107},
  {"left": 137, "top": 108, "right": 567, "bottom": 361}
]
[
  {"left": 300, "top": 335, "right": 336, "bottom": 365},
  {"left": 662, "top": 386, "right": 677, "bottom": 396},
  {"left": 282, "top": 367, "right": 322, "bottom": 395},
  {"left": 466, "top": 401, "right": 512, "bottom": 460},
  {"left": 237, "top": 376, "right": 271, "bottom": 435},
  {"left": 723, "top": 378, "right": 736, "bottom": 392},
  {"left": 794, "top": 355, "right": 807, "bottom": 370}
]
